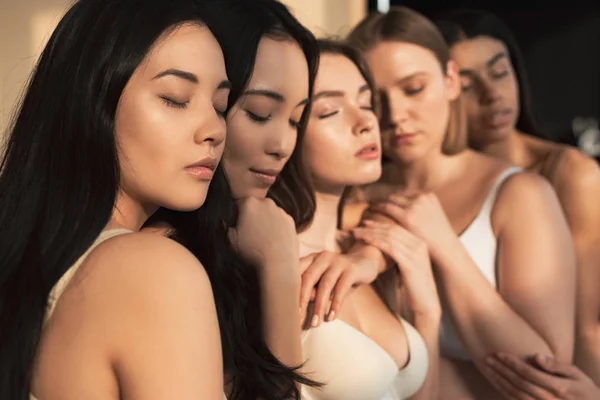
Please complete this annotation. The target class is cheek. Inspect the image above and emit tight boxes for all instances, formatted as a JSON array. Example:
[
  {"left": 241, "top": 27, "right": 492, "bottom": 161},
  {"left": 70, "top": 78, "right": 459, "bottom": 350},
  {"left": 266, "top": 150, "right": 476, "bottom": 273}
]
[
  {"left": 224, "top": 118, "right": 260, "bottom": 163},
  {"left": 116, "top": 94, "right": 181, "bottom": 177}
]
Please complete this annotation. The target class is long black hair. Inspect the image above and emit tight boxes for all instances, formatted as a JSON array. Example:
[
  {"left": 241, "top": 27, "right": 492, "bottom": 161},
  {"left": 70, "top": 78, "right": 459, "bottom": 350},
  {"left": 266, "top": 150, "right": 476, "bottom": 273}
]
[
  {"left": 146, "top": 0, "right": 321, "bottom": 399},
  {"left": 216, "top": 0, "right": 318, "bottom": 231},
  {"left": 0, "top": 0, "right": 301, "bottom": 398},
  {"left": 434, "top": 9, "right": 545, "bottom": 138}
]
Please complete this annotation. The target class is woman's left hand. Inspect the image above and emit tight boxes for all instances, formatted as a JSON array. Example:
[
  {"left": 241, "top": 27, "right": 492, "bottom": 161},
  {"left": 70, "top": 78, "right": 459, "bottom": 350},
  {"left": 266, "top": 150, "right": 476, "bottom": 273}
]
[
  {"left": 485, "top": 353, "right": 600, "bottom": 400},
  {"left": 368, "top": 192, "right": 459, "bottom": 264}
]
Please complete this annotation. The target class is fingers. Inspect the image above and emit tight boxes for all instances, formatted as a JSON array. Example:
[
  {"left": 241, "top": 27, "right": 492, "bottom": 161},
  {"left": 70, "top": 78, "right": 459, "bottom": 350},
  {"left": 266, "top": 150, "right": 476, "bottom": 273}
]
[
  {"left": 485, "top": 363, "right": 533, "bottom": 400},
  {"left": 312, "top": 267, "right": 344, "bottom": 326},
  {"left": 353, "top": 222, "right": 415, "bottom": 267},
  {"left": 300, "top": 253, "right": 318, "bottom": 274},
  {"left": 328, "top": 271, "right": 355, "bottom": 322},
  {"left": 369, "top": 202, "right": 408, "bottom": 225},
  {"left": 300, "top": 252, "right": 333, "bottom": 321},
  {"left": 486, "top": 354, "right": 560, "bottom": 399},
  {"left": 499, "top": 353, "right": 570, "bottom": 393},
  {"left": 533, "top": 354, "right": 580, "bottom": 380}
]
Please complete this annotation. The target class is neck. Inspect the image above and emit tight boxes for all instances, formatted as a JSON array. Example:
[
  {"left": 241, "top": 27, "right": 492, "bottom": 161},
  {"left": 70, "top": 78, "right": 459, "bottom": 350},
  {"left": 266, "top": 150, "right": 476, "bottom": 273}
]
[
  {"left": 388, "top": 150, "right": 458, "bottom": 192},
  {"left": 477, "top": 128, "right": 534, "bottom": 169},
  {"left": 298, "top": 186, "right": 343, "bottom": 253},
  {"left": 109, "top": 190, "right": 157, "bottom": 231}
]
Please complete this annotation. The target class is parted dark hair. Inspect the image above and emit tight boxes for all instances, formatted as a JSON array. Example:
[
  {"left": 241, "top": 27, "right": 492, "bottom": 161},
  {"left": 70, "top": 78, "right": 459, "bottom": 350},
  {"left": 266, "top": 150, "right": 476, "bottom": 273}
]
[
  {"left": 147, "top": 0, "right": 321, "bottom": 399},
  {"left": 0, "top": 0, "right": 317, "bottom": 399},
  {"left": 434, "top": 9, "right": 544, "bottom": 138}
]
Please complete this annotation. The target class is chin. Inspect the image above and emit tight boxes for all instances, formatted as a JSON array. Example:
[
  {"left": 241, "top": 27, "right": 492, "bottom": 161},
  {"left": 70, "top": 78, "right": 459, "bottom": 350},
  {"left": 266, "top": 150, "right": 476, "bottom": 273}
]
[
  {"left": 231, "top": 185, "right": 270, "bottom": 200},
  {"left": 165, "top": 191, "right": 209, "bottom": 212},
  {"left": 348, "top": 170, "right": 382, "bottom": 186}
]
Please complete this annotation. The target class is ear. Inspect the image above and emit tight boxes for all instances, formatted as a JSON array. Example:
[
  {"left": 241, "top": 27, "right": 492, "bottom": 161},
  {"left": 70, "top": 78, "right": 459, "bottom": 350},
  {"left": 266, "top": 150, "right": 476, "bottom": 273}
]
[{"left": 444, "top": 59, "right": 461, "bottom": 101}]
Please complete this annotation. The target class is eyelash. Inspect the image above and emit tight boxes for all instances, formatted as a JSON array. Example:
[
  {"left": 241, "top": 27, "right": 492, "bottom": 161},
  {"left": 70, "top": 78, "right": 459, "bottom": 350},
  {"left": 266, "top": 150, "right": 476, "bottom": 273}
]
[
  {"left": 246, "top": 110, "right": 271, "bottom": 123},
  {"left": 405, "top": 86, "right": 424, "bottom": 96},
  {"left": 492, "top": 70, "right": 509, "bottom": 80},
  {"left": 160, "top": 96, "right": 188, "bottom": 109},
  {"left": 215, "top": 108, "right": 227, "bottom": 119}
]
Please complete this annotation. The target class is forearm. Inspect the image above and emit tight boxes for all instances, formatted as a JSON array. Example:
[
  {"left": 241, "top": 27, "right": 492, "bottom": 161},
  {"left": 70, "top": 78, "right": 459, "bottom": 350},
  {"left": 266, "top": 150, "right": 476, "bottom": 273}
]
[
  {"left": 437, "top": 250, "right": 556, "bottom": 363},
  {"left": 576, "top": 327, "right": 600, "bottom": 386},
  {"left": 259, "top": 264, "right": 304, "bottom": 369},
  {"left": 410, "top": 316, "right": 440, "bottom": 400}
]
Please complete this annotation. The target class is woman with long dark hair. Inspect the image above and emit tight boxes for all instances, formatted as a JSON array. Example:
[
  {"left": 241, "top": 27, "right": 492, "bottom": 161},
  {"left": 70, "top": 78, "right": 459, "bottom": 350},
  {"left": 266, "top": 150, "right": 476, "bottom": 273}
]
[
  {"left": 435, "top": 10, "right": 600, "bottom": 396},
  {"left": 296, "top": 39, "right": 437, "bottom": 400},
  {"left": 0, "top": 0, "right": 304, "bottom": 399},
  {"left": 145, "top": 1, "right": 321, "bottom": 399}
]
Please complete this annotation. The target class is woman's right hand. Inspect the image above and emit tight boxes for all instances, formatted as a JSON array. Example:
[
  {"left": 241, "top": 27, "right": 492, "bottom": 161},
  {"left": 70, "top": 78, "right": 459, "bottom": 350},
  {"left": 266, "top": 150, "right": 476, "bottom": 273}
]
[
  {"left": 352, "top": 220, "right": 441, "bottom": 319},
  {"left": 229, "top": 197, "right": 299, "bottom": 278}
]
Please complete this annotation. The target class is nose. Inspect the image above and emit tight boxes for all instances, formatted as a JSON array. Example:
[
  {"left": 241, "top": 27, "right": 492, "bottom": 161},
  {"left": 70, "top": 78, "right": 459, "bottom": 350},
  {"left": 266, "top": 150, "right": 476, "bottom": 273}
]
[
  {"left": 194, "top": 108, "right": 226, "bottom": 148},
  {"left": 351, "top": 106, "right": 376, "bottom": 136},
  {"left": 264, "top": 123, "right": 297, "bottom": 160},
  {"left": 380, "top": 90, "right": 408, "bottom": 130},
  {"left": 479, "top": 78, "right": 502, "bottom": 106}
]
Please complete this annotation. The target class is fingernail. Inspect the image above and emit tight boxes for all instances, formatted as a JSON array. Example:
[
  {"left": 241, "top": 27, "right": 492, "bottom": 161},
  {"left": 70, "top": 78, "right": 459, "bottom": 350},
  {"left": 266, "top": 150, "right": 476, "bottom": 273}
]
[
  {"left": 311, "top": 315, "right": 320, "bottom": 327},
  {"left": 363, "top": 220, "right": 374, "bottom": 225},
  {"left": 299, "top": 307, "right": 303, "bottom": 314},
  {"left": 537, "top": 354, "right": 548, "bottom": 363},
  {"left": 485, "top": 356, "right": 495, "bottom": 365},
  {"left": 327, "top": 310, "right": 336, "bottom": 321}
]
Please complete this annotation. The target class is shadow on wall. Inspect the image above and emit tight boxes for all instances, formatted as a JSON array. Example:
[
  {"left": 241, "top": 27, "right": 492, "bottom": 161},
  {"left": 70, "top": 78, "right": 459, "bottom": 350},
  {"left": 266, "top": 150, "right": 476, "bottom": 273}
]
[{"left": 0, "top": 0, "right": 71, "bottom": 140}]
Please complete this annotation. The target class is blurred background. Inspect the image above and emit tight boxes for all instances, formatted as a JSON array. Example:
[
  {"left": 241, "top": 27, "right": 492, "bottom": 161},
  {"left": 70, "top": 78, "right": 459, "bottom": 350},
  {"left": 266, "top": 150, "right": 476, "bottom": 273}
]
[{"left": 1, "top": 0, "right": 598, "bottom": 157}]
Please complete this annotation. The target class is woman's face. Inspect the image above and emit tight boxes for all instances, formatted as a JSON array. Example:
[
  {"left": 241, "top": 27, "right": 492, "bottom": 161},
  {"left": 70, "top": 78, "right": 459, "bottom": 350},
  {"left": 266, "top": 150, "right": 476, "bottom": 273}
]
[
  {"left": 115, "top": 24, "right": 229, "bottom": 212},
  {"left": 365, "top": 41, "right": 460, "bottom": 164},
  {"left": 223, "top": 37, "right": 309, "bottom": 199},
  {"left": 450, "top": 36, "right": 520, "bottom": 147},
  {"left": 303, "top": 53, "right": 381, "bottom": 190}
]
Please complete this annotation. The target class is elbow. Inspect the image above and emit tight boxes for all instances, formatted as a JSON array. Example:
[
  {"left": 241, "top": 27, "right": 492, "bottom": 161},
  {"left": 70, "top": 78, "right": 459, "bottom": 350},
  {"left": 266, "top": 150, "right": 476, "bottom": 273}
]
[{"left": 548, "top": 339, "right": 574, "bottom": 363}]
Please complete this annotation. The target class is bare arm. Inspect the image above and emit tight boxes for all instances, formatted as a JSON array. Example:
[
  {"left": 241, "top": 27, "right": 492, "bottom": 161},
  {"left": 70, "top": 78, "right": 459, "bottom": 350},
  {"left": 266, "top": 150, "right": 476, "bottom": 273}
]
[
  {"left": 436, "top": 173, "right": 575, "bottom": 369},
  {"left": 555, "top": 150, "right": 600, "bottom": 384},
  {"left": 259, "top": 262, "right": 304, "bottom": 368},
  {"left": 94, "top": 234, "right": 223, "bottom": 399}
]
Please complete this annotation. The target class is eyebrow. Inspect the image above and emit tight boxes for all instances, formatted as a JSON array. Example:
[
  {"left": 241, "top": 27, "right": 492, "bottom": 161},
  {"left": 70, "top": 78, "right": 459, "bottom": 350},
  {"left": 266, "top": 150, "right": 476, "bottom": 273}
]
[
  {"left": 153, "top": 69, "right": 198, "bottom": 84},
  {"left": 311, "top": 84, "right": 372, "bottom": 102},
  {"left": 394, "top": 72, "right": 427, "bottom": 85},
  {"left": 246, "top": 88, "right": 309, "bottom": 108},
  {"left": 459, "top": 51, "right": 508, "bottom": 76},
  {"left": 217, "top": 80, "right": 232, "bottom": 90}
]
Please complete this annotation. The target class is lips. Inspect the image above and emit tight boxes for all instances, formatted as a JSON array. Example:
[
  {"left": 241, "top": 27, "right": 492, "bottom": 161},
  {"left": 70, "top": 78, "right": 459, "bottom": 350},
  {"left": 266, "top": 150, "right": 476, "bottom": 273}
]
[
  {"left": 185, "top": 157, "right": 218, "bottom": 180},
  {"left": 249, "top": 168, "right": 280, "bottom": 186},
  {"left": 483, "top": 108, "right": 512, "bottom": 128},
  {"left": 355, "top": 142, "right": 380, "bottom": 160},
  {"left": 393, "top": 132, "right": 418, "bottom": 146}
]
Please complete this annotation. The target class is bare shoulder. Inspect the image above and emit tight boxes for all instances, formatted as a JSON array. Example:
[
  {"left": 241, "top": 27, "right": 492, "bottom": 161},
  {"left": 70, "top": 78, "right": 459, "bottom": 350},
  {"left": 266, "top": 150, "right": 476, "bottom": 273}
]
[
  {"left": 80, "top": 231, "right": 212, "bottom": 296},
  {"left": 554, "top": 147, "right": 600, "bottom": 196},
  {"left": 36, "top": 232, "right": 220, "bottom": 397},
  {"left": 492, "top": 171, "right": 560, "bottom": 228}
]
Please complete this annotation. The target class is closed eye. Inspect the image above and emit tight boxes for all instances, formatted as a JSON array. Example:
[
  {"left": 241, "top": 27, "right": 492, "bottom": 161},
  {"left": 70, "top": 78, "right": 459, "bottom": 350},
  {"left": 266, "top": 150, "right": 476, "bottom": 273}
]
[
  {"left": 319, "top": 110, "right": 339, "bottom": 119},
  {"left": 160, "top": 96, "right": 188, "bottom": 109},
  {"left": 246, "top": 110, "right": 271, "bottom": 123}
]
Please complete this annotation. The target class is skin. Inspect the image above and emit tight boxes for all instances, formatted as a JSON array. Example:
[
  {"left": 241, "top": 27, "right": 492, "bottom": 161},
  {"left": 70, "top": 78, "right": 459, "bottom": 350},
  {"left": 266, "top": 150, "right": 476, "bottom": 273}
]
[
  {"left": 356, "top": 40, "right": 576, "bottom": 399},
  {"left": 223, "top": 38, "right": 308, "bottom": 199},
  {"left": 222, "top": 37, "right": 310, "bottom": 379},
  {"left": 298, "top": 53, "right": 440, "bottom": 399},
  {"left": 33, "top": 24, "right": 229, "bottom": 400},
  {"left": 452, "top": 35, "right": 600, "bottom": 392}
]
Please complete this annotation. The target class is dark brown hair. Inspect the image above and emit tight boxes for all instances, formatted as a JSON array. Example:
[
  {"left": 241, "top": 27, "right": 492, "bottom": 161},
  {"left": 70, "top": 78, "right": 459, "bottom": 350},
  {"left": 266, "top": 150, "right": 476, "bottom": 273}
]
[
  {"left": 434, "top": 9, "right": 544, "bottom": 139},
  {"left": 315, "top": 39, "right": 379, "bottom": 225},
  {"left": 348, "top": 6, "right": 467, "bottom": 154}
]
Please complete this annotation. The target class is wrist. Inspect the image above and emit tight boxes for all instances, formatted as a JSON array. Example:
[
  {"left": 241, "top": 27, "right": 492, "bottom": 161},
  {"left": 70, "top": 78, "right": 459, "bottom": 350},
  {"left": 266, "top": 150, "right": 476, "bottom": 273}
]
[{"left": 258, "top": 258, "right": 301, "bottom": 288}]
